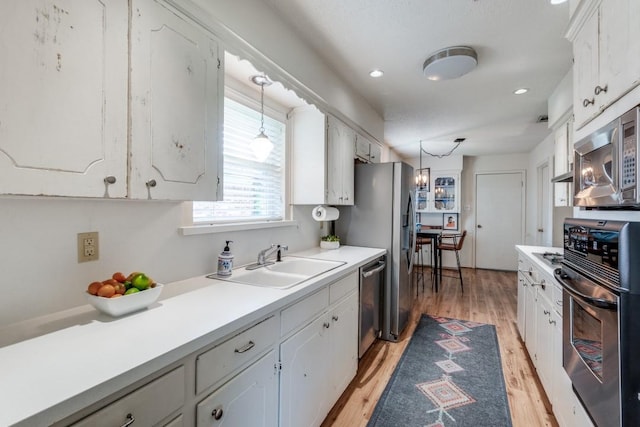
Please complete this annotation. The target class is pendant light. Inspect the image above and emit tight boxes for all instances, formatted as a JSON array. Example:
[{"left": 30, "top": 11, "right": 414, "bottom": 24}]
[{"left": 250, "top": 74, "right": 273, "bottom": 162}]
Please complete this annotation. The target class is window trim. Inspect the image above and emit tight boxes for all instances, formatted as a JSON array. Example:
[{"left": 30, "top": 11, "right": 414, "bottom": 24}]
[{"left": 186, "top": 78, "right": 291, "bottom": 229}]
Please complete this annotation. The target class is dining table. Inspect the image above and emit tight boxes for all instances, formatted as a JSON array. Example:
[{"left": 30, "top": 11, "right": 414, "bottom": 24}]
[{"left": 417, "top": 226, "right": 444, "bottom": 292}]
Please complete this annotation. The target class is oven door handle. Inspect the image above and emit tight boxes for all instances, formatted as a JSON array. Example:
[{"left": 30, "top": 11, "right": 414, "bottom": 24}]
[{"left": 554, "top": 269, "right": 618, "bottom": 311}]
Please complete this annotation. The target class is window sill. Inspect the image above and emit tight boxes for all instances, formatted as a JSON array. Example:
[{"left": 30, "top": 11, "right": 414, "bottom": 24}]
[{"left": 179, "top": 220, "right": 298, "bottom": 236}]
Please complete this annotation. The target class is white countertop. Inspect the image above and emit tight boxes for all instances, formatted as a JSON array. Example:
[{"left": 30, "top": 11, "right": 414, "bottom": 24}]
[
  {"left": 515, "top": 244, "right": 563, "bottom": 278},
  {"left": 0, "top": 245, "right": 385, "bottom": 426}
]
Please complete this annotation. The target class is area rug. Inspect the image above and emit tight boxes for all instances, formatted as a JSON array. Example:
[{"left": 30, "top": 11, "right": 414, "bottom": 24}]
[{"left": 367, "top": 314, "right": 512, "bottom": 427}]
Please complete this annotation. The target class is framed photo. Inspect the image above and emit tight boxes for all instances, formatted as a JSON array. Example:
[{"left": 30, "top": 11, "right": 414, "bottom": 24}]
[
  {"left": 415, "top": 168, "right": 430, "bottom": 191},
  {"left": 443, "top": 213, "right": 459, "bottom": 231}
]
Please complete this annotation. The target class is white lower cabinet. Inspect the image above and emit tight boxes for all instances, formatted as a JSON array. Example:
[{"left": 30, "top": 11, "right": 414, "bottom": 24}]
[
  {"left": 71, "top": 366, "right": 185, "bottom": 427},
  {"left": 279, "top": 272, "right": 359, "bottom": 427},
  {"left": 517, "top": 252, "right": 593, "bottom": 427},
  {"left": 196, "top": 350, "right": 278, "bottom": 427}
]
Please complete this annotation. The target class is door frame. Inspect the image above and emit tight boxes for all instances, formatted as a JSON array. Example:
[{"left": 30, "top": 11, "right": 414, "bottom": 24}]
[
  {"left": 536, "top": 159, "right": 552, "bottom": 247},
  {"left": 473, "top": 169, "right": 526, "bottom": 269}
]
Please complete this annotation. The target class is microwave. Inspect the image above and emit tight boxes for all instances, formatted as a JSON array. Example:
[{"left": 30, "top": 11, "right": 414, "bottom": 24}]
[{"left": 574, "top": 105, "right": 640, "bottom": 207}]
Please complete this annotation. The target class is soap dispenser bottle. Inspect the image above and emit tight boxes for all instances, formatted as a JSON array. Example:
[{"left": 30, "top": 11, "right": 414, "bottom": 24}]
[{"left": 217, "top": 240, "right": 234, "bottom": 276}]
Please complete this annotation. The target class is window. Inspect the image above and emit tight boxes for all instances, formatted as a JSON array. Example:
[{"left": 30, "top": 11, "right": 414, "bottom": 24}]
[{"left": 193, "top": 96, "right": 286, "bottom": 223}]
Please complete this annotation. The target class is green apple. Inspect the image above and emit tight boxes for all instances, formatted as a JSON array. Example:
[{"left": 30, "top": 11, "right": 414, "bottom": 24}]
[
  {"left": 124, "top": 287, "right": 140, "bottom": 295},
  {"left": 131, "top": 273, "right": 151, "bottom": 291}
]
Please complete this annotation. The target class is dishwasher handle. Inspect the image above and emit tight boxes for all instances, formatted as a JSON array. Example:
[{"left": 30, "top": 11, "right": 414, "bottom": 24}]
[{"left": 362, "top": 260, "right": 386, "bottom": 278}]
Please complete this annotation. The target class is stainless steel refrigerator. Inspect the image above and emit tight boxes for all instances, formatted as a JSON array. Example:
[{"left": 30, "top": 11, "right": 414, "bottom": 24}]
[{"left": 337, "top": 162, "right": 416, "bottom": 342}]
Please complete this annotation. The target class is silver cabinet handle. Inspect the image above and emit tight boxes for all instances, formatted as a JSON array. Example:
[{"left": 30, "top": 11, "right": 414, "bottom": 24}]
[
  {"left": 583, "top": 98, "right": 595, "bottom": 107},
  {"left": 594, "top": 85, "right": 608, "bottom": 95},
  {"left": 121, "top": 413, "right": 135, "bottom": 427},
  {"left": 146, "top": 179, "right": 157, "bottom": 188},
  {"left": 234, "top": 341, "right": 255, "bottom": 354},
  {"left": 549, "top": 318, "right": 557, "bottom": 325},
  {"left": 543, "top": 309, "right": 550, "bottom": 315},
  {"left": 212, "top": 407, "right": 223, "bottom": 420},
  {"left": 332, "top": 315, "right": 339, "bottom": 322},
  {"left": 104, "top": 176, "right": 116, "bottom": 185},
  {"left": 323, "top": 322, "right": 330, "bottom": 329}
]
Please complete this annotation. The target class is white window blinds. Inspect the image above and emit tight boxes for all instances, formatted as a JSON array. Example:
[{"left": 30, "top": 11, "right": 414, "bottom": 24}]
[{"left": 193, "top": 97, "right": 285, "bottom": 223}]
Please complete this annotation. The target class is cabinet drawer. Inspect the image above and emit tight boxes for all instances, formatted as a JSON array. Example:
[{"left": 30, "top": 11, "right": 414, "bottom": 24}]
[
  {"left": 281, "top": 287, "right": 329, "bottom": 337},
  {"left": 329, "top": 271, "right": 358, "bottom": 304},
  {"left": 538, "top": 271, "right": 554, "bottom": 304},
  {"left": 196, "top": 315, "right": 278, "bottom": 395},
  {"left": 72, "top": 366, "right": 185, "bottom": 427}
]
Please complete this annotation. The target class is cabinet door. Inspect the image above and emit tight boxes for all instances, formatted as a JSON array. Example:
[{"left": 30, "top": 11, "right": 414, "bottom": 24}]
[
  {"left": 552, "top": 310, "right": 573, "bottom": 427},
  {"left": 572, "top": 9, "right": 600, "bottom": 129},
  {"left": 535, "top": 296, "right": 554, "bottom": 398},
  {"left": 524, "top": 284, "right": 537, "bottom": 363},
  {"left": 355, "top": 134, "right": 370, "bottom": 162},
  {"left": 196, "top": 350, "right": 278, "bottom": 427},
  {"left": 430, "top": 172, "right": 460, "bottom": 213},
  {"left": 554, "top": 122, "right": 571, "bottom": 207},
  {"left": 328, "top": 292, "right": 358, "bottom": 406},
  {"left": 517, "top": 273, "right": 527, "bottom": 339},
  {"left": 280, "top": 315, "right": 330, "bottom": 427},
  {"left": 130, "top": 0, "right": 222, "bottom": 200},
  {"left": 598, "top": 0, "right": 640, "bottom": 108},
  {"left": 369, "top": 142, "right": 382, "bottom": 163},
  {"left": 326, "top": 116, "right": 355, "bottom": 205},
  {"left": 0, "top": 0, "right": 128, "bottom": 197}
]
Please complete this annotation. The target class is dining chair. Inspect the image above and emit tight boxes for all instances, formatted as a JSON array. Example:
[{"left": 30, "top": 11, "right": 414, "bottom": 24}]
[{"left": 437, "top": 230, "right": 467, "bottom": 292}]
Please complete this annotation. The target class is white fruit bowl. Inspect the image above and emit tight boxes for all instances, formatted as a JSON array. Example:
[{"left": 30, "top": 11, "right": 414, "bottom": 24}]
[{"left": 86, "top": 284, "right": 163, "bottom": 317}]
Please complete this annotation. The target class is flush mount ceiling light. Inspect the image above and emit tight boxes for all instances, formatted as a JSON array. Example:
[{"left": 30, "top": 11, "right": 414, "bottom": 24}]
[
  {"left": 550, "top": 0, "right": 568, "bottom": 4},
  {"left": 514, "top": 88, "right": 529, "bottom": 95},
  {"left": 423, "top": 46, "right": 478, "bottom": 81},
  {"left": 369, "top": 69, "right": 384, "bottom": 78},
  {"left": 250, "top": 74, "right": 273, "bottom": 162}
]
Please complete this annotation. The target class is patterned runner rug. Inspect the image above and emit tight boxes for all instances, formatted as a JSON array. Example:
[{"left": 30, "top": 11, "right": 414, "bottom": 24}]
[{"left": 367, "top": 314, "right": 512, "bottom": 427}]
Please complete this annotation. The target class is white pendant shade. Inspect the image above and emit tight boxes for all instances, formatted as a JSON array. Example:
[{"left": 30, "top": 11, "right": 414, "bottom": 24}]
[{"left": 250, "top": 131, "right": 273, "bottom": 162}]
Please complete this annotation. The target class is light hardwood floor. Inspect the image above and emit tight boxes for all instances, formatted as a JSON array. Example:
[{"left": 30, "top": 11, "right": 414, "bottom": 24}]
[{"left": 321, "top": 267, "right": 558, "bottom": 427}]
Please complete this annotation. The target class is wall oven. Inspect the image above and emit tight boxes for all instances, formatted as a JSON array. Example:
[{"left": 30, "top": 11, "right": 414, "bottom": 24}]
[
  {"left": 554, "top": 218, "right": 640, "bottom": 426},
  {"left": 574, "top": 105, "right": 640, "bottom": 207}
]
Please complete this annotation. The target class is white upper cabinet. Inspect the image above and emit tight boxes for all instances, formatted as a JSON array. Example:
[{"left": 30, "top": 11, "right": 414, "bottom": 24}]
[
  {"left": 355, "top": 133, "right": 381, "bottom": 164},
  {"left": 130, "top": 0, "right": 223, "bottom": 200},
  {"left": 326, "top": 116, "right": 355, "bottom": 205},
  {"left": 0, "top": 0, "right": 223, "bottom": 200},
  {"left": 290, "top": 107, "right": 355, "bottom": 205},
  {"left": 0, "top": 0, "right": 128, "bottom": 197},
  {"left": 569, "top": 0, "right": 640, "bottom": 129}
]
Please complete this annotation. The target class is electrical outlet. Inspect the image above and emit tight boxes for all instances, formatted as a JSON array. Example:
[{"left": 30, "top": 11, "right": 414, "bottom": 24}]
[{"left": 78, "top": 232, "right": 99, "bottom": 263}]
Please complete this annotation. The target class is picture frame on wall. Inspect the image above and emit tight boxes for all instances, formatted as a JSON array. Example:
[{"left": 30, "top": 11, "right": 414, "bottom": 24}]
[{"left": 443, "top": 213, "right": 459, "bottom": 231}]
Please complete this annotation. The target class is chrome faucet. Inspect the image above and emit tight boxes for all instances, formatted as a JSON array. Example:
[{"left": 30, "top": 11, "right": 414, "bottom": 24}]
[{"left": 256, "top": 244, "right": 289, "bottom": 266}]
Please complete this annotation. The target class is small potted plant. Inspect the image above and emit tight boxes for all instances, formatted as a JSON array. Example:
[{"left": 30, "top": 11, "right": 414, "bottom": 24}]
[{"left": 320, "top": 234, "right": 340, "bottom": 250}]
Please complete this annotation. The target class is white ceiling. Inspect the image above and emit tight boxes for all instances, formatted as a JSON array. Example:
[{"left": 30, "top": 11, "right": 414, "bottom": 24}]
[{"left": 259, "top": 0, "right": 573, "bottom": 158}]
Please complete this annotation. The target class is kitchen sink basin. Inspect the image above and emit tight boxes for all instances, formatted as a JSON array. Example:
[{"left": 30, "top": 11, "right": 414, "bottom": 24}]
[{"left": 209, "top": 256, "right": 345, "bottom": 289}]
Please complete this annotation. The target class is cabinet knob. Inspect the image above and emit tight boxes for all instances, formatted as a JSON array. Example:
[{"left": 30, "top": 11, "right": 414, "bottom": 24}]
[
  {"left": 594, "top": 84, "right": 608, "bottom": 95},
  {"left": 477, "top": 224, "right": 482, "bottom": 229},
  {"left": 212, "top": 407, "right": 224, "bottom": 420},
  {"left": 146, "top": 179, "right": 157, "bottom": 188},
  {"left": 332, "top": 315, "right": 339, "bottom": 322},
  {"left": 104, "top": 176, "right": 117, "bottom": 185},
  {"left": 537, "top": 228, "right": 544, "bottom": 232},
  {"left": 323, "top": 322, "right": 330, "bottom": 329},
  {"left": 120, "top": 413, "right": 135, "bottom": 427},
  {"left": 582, "top": 98, "right": 595, "bottom": 107},
  {"left": 549, "top": 318, "right": 557, "bottom": 325}
]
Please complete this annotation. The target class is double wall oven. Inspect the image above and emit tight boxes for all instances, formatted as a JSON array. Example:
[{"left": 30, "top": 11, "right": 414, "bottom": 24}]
[{"left": 554, "top": 218, "right": 640, "bottom": 426}]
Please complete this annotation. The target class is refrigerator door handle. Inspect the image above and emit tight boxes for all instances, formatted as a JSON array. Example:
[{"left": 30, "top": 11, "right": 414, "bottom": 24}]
[{"left": 362, "top": 261, "right": 386, "bottom": 278}]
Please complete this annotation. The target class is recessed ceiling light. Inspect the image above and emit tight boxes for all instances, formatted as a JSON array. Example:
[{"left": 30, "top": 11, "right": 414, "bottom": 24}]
[
  {"left": 550, "top": 0, "right": 568, "bottom": 4},
  {"left": 369, "top": 69, "right": 384, "bottom": 78},
  {"left": 514, "top": 88, "right": 529, "bottom": 95}
]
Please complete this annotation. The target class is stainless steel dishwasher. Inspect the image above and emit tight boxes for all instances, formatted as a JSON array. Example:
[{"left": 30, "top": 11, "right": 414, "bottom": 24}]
[{"left": 359, "top": 256, "right": 386, "bottom": 358}]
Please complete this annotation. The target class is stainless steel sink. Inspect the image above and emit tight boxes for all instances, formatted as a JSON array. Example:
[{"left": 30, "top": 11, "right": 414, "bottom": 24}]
[{"left": 209, "top": 256, "right": 345, "bottom": 289}]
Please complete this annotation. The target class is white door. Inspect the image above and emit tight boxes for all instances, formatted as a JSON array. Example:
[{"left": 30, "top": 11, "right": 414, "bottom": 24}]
[
  {"left": 537, "top": 162, "right": 552, "bottom": 246},
  {"left": 475, "top": 172, "right": 524, "bottom": 270}
]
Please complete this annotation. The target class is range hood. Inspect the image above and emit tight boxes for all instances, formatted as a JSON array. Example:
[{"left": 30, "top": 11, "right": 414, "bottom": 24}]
[{"left": 551, "top": 170, "right": 573, "bottom": 183}]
